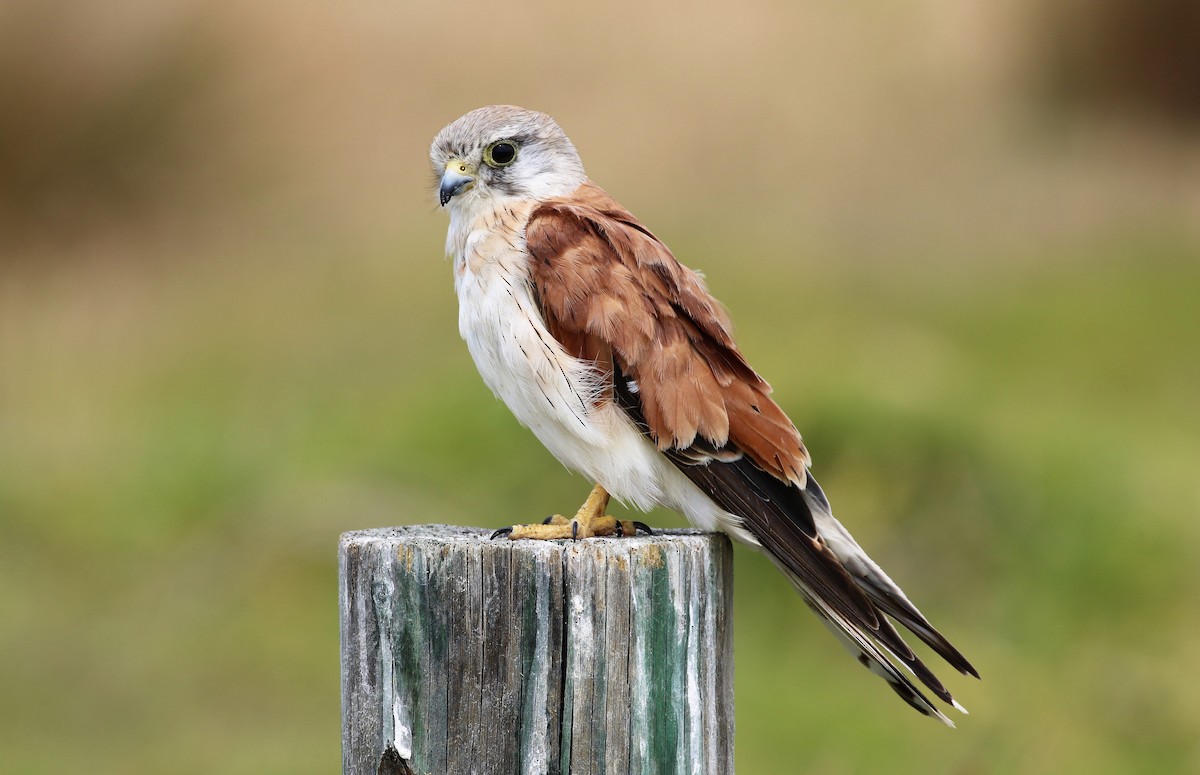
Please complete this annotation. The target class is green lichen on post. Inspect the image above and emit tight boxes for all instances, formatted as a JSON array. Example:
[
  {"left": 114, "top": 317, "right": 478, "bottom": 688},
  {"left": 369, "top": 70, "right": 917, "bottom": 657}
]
[
  {"left": 641, "top": 545, "right": 682, "bottom": 773},
  {"left": 340, "top": 526, "right": 734, "bottom": 775}
]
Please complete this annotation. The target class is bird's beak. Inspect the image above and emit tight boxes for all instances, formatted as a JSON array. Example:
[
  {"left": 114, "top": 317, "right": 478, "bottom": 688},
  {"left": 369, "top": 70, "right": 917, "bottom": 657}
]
[{"left": 439, "top": 160, "right": 476, "bottom": 206}]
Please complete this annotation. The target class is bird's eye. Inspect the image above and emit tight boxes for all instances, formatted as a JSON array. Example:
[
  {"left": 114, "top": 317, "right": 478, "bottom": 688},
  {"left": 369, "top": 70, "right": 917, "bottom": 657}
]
[{"left": 484, "top": 141, "right": 518, "bottom": 168}]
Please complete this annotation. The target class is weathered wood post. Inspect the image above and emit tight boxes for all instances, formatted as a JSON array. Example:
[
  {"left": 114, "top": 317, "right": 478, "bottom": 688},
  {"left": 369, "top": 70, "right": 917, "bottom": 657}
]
[{"left": 339, "top": 525, "right": 734, "bottom": 775}]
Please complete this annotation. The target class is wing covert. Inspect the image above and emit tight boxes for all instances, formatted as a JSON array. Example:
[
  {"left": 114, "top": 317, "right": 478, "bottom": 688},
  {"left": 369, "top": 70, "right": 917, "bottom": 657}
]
[{"left": 525, "top": 181, "right": 810, "bottom": 485}]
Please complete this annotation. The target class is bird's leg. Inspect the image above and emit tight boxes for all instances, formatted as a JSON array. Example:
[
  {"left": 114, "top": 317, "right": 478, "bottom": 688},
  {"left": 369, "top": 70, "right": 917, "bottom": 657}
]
[{"left": 491, "top": 483, "right": 653, "bottom": 540}]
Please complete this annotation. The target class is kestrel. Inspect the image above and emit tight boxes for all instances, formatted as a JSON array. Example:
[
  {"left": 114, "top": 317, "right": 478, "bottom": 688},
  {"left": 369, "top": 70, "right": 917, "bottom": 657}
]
[{"left": 430, "top": 105, "right": 978, "bottom": 724}]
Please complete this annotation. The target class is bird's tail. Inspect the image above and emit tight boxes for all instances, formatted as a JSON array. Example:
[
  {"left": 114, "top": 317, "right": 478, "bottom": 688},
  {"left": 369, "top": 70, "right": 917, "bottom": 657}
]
[
  {"left": 655, "top": 412, "right": 979, "bottom": 723},
  {"left": 774, "top": 477, "right": 979, "bottom": 725}
]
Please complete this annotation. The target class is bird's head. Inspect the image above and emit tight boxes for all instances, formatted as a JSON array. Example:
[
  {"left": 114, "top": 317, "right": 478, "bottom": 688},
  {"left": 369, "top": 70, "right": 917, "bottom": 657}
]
[{"left": 430, "top": 105, "right": 586, "bottom": 210}]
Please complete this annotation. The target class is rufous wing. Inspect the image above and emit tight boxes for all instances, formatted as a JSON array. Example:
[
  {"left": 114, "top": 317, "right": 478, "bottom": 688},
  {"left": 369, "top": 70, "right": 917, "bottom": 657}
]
[{"left": 524, "top": 181, "right": 809, "bottom": 485}]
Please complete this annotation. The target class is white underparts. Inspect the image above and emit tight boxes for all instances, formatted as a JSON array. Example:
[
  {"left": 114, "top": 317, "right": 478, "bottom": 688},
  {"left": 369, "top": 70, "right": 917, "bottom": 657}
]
[{"left": 448, "top": 196, "right": 758, "bottom": 545}]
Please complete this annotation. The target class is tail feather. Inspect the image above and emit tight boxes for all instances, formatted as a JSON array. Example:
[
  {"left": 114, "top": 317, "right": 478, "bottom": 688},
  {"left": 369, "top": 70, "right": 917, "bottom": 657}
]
[
  {"left": 669, "top": 449, "right": 977, "bottom": 721},
  {"left": 804, "top": 478, "right": 980, "bottom": 680},
  {"left": 610, "top": 369, "right": 976, "bottom": 721},
  {"left": 786, "top": 570, "right": 956, "bottom": 727}
]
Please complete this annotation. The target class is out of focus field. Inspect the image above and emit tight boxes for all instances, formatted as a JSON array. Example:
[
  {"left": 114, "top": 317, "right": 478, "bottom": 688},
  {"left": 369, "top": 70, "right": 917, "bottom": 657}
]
[{"left": 2, "top": 2, "right": 1198, "bottom": 773}]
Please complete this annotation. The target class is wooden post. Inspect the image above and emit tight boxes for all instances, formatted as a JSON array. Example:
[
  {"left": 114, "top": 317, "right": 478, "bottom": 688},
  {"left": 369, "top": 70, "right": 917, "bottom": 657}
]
[{"left": 339, "top": 525, "right": 734, "bottom": 775}]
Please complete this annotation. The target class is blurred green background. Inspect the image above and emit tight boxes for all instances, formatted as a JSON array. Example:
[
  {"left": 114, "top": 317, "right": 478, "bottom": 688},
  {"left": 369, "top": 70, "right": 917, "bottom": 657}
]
[{"left": 2, "top": 1, "right": 1198, "bottom": 772}]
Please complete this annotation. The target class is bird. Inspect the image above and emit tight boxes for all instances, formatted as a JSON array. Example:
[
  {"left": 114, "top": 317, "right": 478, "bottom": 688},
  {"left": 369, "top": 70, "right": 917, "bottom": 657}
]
[{"left": 429, "top": 105, "right": 978, "bottom": 725}]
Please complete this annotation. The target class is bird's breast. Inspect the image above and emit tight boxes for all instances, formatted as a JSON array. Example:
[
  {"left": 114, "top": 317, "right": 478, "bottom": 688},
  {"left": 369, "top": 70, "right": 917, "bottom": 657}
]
[
  {"left": 446, "top": 209, "right": 658, "bottom": 509},
  {"left": 451, "top": 208, "right": 608, "bottom": 461}
]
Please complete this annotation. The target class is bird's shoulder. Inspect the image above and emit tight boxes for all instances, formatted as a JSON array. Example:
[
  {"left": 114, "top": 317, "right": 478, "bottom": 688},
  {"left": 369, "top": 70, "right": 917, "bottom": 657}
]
[
  {"left": 523, "top": 181, "right": 733, "bottom": 346},
  {"left": 522, "top": 181, "right": 809, "bottom": 484}
]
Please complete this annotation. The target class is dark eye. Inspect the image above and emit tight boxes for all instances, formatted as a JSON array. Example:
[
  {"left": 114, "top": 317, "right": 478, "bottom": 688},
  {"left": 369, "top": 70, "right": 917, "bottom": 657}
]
[{"left": 485, "top": 141, "right": 518, "bottom": 167}]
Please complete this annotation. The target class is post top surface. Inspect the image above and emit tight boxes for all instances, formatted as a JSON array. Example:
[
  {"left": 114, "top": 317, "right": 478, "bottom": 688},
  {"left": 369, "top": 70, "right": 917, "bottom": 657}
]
[{"left": 339, "top": 524, "right": 728, "bottom": 552}]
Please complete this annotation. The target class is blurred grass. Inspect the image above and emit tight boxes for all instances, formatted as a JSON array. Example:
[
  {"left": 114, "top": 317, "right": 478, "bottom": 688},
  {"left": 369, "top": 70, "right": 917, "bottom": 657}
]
[{"left": 2, "top": 1, "right": 1199, "bottom": 773}]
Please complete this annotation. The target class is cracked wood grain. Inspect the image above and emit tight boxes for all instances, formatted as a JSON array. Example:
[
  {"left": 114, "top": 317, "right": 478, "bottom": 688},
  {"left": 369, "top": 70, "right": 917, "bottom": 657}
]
[{"left": 339, "top": 525, "right": 734, "bottom": 775}]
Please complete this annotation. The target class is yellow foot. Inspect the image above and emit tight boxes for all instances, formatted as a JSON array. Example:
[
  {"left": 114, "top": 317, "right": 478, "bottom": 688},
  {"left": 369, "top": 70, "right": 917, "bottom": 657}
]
[{"left": 491, "top": 483, "right": 654, "bottom": 540}]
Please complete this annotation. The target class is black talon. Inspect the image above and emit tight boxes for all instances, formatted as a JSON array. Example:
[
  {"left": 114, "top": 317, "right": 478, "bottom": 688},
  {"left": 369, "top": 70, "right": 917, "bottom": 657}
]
[
  {"left": 571, "top": 521, "right": 579, "bottom": 540},
  {"left": 632, "top": 521, "right": 654, "bottom": 535},
  {"left": 542, "top": 515, "right": 555, "bottom": 524},
  {"left": 490, "top": 526, "right": 513, "bottom": 540}
]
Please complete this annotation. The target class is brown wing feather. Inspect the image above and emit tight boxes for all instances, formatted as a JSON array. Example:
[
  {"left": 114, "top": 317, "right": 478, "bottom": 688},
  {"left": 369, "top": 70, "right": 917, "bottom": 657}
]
[{"left": 526, "top": 182, "right": 810, "bottom": 485}]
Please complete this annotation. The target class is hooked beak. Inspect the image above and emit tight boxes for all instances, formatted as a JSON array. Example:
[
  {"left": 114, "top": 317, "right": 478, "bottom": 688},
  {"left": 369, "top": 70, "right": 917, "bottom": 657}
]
[{"left": 439, "top": 160, "right": 476, "bottom": 206}]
